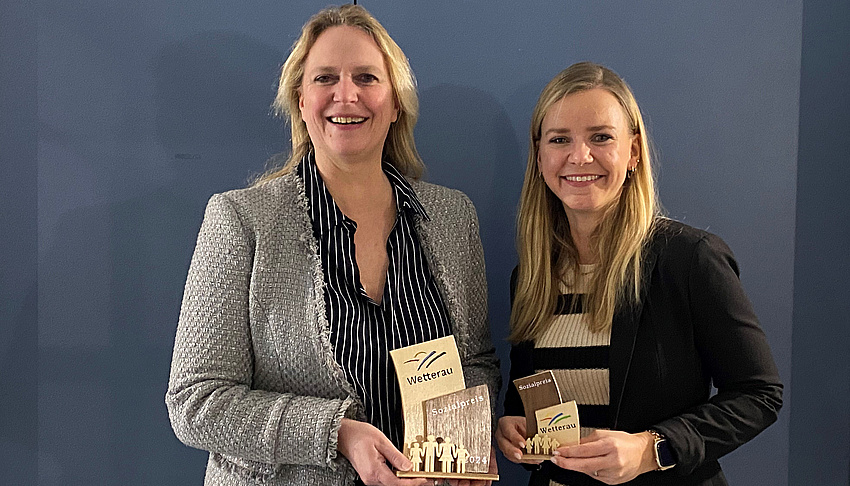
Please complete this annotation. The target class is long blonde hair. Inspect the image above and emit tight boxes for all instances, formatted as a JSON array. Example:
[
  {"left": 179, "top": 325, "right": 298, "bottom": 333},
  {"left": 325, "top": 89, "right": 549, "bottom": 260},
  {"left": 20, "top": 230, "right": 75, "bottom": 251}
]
[
  {"left": 255, "top": 4, "right": 423, "bottom": 183},
  {"left": 510, "top": 62, "right": 659, "bottom": 342}
]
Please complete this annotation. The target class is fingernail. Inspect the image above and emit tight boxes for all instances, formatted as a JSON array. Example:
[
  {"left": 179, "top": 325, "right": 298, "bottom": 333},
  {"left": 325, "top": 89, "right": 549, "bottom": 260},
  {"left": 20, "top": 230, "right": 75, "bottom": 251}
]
[
  {"left": 519, "top": 441, "right": 525, "bottom": 448},
  {"left": 514, "top": 452, "right": 522, "bottom": 461},
  {"left": 552, "top": 450, "right": 560, "bottom": 456}
]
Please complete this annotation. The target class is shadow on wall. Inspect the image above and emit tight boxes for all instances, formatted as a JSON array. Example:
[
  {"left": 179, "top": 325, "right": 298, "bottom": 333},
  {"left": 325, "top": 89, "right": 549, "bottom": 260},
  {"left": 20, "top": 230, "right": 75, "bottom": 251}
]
[
  {"left": 38, "top": 32, "right": 287, "bottom": 485},
  {"left": 416, "top": 84, "right": 522, "bottom": 344},
  {"left": 415, "top": 84, "right": 529, "bottom": 484}
]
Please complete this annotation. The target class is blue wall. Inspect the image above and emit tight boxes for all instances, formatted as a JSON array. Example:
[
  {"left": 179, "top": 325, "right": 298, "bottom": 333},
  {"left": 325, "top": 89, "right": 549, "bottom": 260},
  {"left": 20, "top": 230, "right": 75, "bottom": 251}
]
[
  {"left": 790, "top": 0, "right": 850, "bottom": 484},
  {"left": 3, "top": 0, "right": 846, "bottom": 484}
]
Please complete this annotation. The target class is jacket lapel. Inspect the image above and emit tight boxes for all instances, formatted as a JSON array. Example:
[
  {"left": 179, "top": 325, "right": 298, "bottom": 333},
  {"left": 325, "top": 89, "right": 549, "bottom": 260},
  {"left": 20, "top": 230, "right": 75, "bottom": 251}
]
[{"left": 609, "top": 242, "right": 660, "bottom": 428}]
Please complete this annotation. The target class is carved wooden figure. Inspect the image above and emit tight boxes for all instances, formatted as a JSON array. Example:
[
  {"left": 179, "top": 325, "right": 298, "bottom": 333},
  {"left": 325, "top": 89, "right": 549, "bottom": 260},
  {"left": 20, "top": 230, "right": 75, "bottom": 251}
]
[
  {"left": 455, "top": 444, "right": 470, "bottom": 474},
  {"left": 423, "top": 435, "right": 438, "bottom": 473},
  {"left": 408, "top": 442, "right": 423, "bottom": 472},
  {"left": 438, "top": 437, "right": 455, "bottom": 473},
  {"left": 542, "top": 435, "right": 552, "bottom": 455}
]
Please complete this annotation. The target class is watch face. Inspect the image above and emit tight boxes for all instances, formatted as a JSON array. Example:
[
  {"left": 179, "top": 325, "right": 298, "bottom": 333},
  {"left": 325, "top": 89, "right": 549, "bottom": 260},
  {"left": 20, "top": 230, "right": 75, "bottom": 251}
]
[{"left": 656, "top": 440, "right": 676, "bottom": 468}]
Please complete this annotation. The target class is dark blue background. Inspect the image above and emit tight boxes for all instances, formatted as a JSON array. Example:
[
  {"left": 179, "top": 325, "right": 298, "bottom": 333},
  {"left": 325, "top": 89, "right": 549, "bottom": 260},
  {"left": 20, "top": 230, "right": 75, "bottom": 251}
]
[{"left": 1, "top": 0, "right": 847, "bottom": 484}]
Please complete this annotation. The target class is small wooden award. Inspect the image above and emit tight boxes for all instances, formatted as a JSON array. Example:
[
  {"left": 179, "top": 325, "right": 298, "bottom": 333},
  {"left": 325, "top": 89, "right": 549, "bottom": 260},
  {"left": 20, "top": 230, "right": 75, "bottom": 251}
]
[
  {"left": 390, "top": 336, "right": 498, "bottom": 481},
  {"left": 513, "top": 371, "right": 580, "bottom": 462}
]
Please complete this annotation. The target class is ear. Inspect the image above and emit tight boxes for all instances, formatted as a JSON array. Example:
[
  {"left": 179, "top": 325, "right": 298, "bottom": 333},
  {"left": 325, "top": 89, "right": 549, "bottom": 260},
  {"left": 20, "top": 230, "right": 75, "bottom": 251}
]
[
  {"left": 629, "top": 132, "right": 642, "bottom": 168},
  {"left": 298, "top": 90, "right": 305, "bottom": 113},
  {"left": 392, "top": 100, "right": 399, "bottom": 123},
  {"left": 536, "top": 143, "right": 544, "bottom": 174}
]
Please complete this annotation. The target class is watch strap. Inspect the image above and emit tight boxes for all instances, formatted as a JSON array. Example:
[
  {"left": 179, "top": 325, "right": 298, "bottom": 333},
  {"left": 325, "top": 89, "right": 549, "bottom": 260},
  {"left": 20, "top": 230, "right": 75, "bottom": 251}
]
[{"left": 648, "top": 430, "right": 676, "bottom": 471}]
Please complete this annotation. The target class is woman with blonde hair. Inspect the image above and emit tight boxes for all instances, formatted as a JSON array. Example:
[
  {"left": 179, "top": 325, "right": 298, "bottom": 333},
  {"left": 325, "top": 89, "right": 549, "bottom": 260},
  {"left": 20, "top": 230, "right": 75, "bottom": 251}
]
[
  {"left": 166, "top": 5, "right": 500, "bottom": 486},
  {"left": 496, "top": 62, "right": 782, "bottom": 485}
]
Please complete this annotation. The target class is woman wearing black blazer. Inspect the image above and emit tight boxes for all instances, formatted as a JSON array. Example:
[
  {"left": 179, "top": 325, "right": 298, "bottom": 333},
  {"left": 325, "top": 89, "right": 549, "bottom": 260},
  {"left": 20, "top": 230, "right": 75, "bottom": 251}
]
[{"left": 495, "top": 62, "right": 782, "bottom": 486}]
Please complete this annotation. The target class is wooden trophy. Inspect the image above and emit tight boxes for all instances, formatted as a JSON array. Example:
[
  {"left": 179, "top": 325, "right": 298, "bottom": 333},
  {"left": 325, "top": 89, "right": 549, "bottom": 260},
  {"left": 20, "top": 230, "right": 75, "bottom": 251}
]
[
  {"left": 513, "top": 371, "right": 580, "bottom": 462},
  {"left": 390, "top": 336, "right": 498, "bottom": 481}
]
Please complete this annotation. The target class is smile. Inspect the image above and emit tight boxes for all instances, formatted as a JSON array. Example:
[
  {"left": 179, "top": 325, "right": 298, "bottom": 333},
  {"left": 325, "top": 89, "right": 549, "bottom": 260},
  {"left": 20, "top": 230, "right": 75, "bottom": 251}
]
[
  {"left": 563, "top": 175, "right": 602, "bottom": 182},
  {"left": 328, "top": 116, "right": 367, "bottom": 125}
]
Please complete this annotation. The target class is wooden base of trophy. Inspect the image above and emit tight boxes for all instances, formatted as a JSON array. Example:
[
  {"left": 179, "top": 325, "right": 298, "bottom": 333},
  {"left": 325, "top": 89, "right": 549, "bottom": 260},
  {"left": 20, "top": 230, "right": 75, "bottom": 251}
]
[
  {"left": 396, "top": 471, "right": 499, "bottom": 481},
  {"left": 389, "top": 336, "right": 499, "bottom": 481},
  {"left": 519, "top": 454, "right": 554, "bottom": 463}
]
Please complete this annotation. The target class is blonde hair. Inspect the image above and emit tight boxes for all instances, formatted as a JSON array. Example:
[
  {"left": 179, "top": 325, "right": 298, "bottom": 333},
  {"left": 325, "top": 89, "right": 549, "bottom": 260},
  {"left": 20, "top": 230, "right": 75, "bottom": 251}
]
[
  {"left": 256, "top": 4, "right": 423, "bottom": 183},
  {"left": 509, "top": 62, "right": 659, "bottom": 342}
]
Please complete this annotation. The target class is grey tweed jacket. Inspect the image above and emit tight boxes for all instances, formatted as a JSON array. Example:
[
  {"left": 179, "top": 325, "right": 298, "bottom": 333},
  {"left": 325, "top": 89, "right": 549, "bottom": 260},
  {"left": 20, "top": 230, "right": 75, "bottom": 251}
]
[{"left": 166, "top": 169, "right": 501, "bottom": 485}]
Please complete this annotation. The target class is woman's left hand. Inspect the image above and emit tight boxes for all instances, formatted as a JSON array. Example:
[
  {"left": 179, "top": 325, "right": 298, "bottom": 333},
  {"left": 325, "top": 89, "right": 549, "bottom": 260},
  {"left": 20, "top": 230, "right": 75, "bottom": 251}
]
[{"left": 550, "top": 430, "right": 657, "bottom": 485}]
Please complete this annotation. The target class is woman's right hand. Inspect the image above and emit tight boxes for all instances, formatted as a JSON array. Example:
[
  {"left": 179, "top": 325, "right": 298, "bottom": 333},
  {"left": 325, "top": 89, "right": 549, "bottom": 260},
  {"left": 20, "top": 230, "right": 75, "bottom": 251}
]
[
  {"left": 337, "top": 418, "right": 430, "bottom": 486},
  {"left": 496, "top": 416, "right": 540, "bottom": 464}
]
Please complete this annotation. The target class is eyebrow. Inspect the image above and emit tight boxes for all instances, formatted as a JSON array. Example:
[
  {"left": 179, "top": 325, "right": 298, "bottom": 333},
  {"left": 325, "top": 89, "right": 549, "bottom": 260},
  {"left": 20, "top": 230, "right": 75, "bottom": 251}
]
[
  {"left": 307, "top": 64, "right": 384, "bottom": 73},
  {"left": 543, "top": 125, "right": 617, "bottom": 136}
]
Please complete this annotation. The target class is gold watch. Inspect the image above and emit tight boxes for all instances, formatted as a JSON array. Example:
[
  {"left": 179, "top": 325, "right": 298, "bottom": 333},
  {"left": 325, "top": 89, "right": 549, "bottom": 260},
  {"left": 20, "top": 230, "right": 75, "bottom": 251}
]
[{"left": 648, "top": 430, "right": 676, "bottom": 471}]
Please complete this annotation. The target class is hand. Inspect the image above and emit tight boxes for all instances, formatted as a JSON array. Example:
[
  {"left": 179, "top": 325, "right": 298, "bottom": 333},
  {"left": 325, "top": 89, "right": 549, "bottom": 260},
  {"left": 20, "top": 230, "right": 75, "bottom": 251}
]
[
  {"left": 447, "top": 447, "right": 497, "bottom": 486},
  {"left": 551, "top": 430, "right": 657, "bottom": 485},
  {"left": 337, "top": 419, "right": 430, "bottom": 486},
  {"left": 496, "top": 416, "right": 541, "bottom": 465}
]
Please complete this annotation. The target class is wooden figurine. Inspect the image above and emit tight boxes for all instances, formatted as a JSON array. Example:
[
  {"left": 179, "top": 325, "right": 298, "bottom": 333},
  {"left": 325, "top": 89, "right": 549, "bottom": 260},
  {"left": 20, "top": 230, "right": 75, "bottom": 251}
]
[
  {"left": 438, "top": 437, "right": 455, "bottom": 473},
  {"left": 423, "top": 435, "right": 438, "bottom": 473},
  {"left": 541, "top": 435, "right": 552, "bottom": 455},
  {"left": 408, "top": 442, "right": 423, "bottom": 472},
  {"left": 455, "top": 444, "right": 470, "bottom": 474}
]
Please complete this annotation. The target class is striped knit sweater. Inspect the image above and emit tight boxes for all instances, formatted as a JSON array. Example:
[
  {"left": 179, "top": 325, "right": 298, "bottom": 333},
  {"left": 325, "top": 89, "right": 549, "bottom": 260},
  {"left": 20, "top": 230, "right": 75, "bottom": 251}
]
[{"left": 533, "top": 265, "right": 610, "bottom": 438}]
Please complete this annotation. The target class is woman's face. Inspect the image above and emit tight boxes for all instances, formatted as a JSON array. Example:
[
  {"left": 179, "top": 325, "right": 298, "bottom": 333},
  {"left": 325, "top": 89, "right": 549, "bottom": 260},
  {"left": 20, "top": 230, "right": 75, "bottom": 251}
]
[
  {"left": 537, "top": 88, "right": 639, "bottom": 223},
  {"left": 299, "top": 25, "right": 398, "bottom": 165}
]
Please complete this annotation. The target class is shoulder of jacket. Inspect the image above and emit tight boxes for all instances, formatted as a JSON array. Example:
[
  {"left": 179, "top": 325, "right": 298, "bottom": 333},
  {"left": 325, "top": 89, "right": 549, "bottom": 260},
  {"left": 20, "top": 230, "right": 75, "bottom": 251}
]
[
  {"left": 410, "top": 179, "right": 468, "bottom": 203},
  {"left": 649, "top": 218, "right": 734, "bottom": 270},
  {"left": 208, "top": 171, "right": 303, "bottom": 225},
  {"left": 651, "top": 218, "right": 717, "bottom": 247}
]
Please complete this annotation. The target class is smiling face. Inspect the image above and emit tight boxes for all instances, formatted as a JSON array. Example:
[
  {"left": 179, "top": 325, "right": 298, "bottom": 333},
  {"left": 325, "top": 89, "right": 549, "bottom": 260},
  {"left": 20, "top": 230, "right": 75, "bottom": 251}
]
[
  {"left": 537, "top": 88, "right": 640, "bottom": 224},
  {"left": 299, "top": 25, "right": 398, "bottom": 166}
]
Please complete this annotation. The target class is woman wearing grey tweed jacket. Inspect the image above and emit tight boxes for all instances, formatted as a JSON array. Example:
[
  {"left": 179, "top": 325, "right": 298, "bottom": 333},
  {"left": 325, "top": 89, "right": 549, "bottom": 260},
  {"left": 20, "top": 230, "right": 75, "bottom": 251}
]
[{"left": 166, "top": 5, "right": 500, "bottom": 486}]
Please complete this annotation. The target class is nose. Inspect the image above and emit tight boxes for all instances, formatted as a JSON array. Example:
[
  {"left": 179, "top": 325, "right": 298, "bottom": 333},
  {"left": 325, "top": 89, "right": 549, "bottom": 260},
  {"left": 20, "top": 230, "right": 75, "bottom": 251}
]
[
  {"left": 568, "top": 140, "right": 593, "bottom": 166},
  {"left": 333, "top": 76, "right": 358, "bottom": 103}
]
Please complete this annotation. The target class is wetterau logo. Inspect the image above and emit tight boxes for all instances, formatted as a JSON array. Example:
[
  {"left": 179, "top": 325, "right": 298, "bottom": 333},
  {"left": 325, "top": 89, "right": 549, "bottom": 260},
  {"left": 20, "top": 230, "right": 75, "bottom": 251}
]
[
  {"left": 404, "top": 350, "right": 446, "bottom": 370},
  {"left": 404, "top": 350, "right": 453, "bottom": 385},
  {"left": 538, "top": 413, "right": 576, "bottom": 434}
]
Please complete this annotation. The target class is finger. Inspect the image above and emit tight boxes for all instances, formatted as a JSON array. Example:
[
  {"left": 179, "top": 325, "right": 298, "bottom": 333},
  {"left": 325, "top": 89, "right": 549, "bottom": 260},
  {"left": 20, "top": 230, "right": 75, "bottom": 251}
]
[
  {"left": 550, "top": 455, "right": 606, "bottom": 475},
  {"left": 375, "top": 439, "right": 413, "bottom": 472},
  {"left": 555, "top": 441, "right": 610, "bottom": 458},
  {"left": 506, "top": 426, "right": 526, "bottom": 445},
  {"left": 496, "top": 438, "right": 523, "bottom": 463},
  {"left": 499, "top": 419, "right": 527, "bottom": 445},
  {"left": 381, "top": 468, "right": 430, "bottom": 486}
]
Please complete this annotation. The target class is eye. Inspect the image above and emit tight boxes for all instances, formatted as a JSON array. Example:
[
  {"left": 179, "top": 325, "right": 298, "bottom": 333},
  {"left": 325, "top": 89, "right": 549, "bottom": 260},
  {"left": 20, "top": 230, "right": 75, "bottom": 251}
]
[
  {"left": 313, "top": 74, "right": 337, "bottom": 84},
  {"left": 355, "top": 73, "right": 379, "bottom": 84},
  {"left": 592, "top": 133, "right": 614, "bottom": 143},
  {"left": 548, "top": 136, "right": 568, "bottom": 144}
]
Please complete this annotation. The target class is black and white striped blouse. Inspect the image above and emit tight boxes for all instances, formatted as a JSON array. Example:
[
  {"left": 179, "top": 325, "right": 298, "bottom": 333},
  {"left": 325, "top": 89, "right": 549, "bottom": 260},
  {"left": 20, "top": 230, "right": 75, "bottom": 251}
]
[{"left": 299, "top": 154, "right": 453, "bottom": 449}]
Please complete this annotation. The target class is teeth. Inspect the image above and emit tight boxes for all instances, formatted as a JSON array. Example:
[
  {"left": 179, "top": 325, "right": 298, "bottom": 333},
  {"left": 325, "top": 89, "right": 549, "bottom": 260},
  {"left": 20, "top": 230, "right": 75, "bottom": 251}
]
[
  {"left": 330, "top": 116, "right": 366, "bottom": 124},
  {"left": 564, "top": 175, "right": 601, "bottom": 182}
]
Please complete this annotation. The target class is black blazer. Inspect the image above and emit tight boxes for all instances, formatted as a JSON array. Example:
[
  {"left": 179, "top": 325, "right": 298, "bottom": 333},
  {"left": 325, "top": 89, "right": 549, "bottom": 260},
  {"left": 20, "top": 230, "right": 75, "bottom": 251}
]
[{"left": 504, "top": 219, "right": 783, "bottom": 486}]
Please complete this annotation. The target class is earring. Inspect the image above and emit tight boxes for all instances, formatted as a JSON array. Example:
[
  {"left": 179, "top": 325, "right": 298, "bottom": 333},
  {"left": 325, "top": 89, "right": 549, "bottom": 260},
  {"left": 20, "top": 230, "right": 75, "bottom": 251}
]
[{"left": 626, "top": 159, "right": 640, "bottom": 179}]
